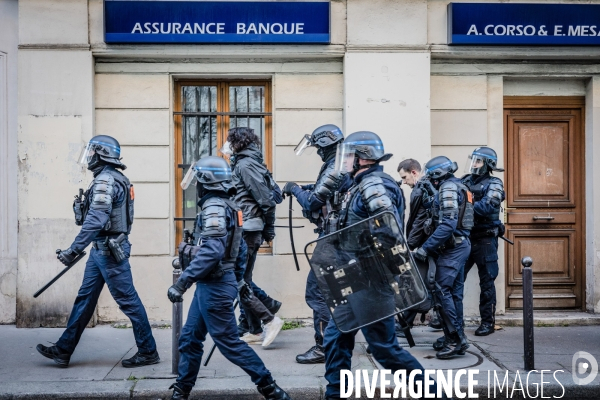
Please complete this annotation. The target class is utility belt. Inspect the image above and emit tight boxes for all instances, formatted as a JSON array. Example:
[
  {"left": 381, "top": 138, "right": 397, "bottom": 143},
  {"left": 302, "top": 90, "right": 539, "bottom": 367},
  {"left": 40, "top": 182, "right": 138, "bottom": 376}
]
[
  {"left": 438, "top": 235, "right": 467, "bottom": 253},
  {"left": 92, "top": 234, "right": 128, "bottom": 262},
  {"left": 177, "top": 241, "right": 235, "bottom": 278}
]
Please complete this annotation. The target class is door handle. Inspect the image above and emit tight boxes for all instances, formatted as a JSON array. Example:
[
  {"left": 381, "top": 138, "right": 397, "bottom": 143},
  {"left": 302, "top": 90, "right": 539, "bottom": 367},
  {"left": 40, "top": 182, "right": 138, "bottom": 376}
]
[{"left": 533, "top": 216, "right": 555, "bottom": 221}]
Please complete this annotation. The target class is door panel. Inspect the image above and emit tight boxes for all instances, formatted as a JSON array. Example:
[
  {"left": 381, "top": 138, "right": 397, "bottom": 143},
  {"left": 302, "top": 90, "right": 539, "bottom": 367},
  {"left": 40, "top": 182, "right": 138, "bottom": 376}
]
[{"left": 504, "top": 97, "right": 585, "bottom": 310}]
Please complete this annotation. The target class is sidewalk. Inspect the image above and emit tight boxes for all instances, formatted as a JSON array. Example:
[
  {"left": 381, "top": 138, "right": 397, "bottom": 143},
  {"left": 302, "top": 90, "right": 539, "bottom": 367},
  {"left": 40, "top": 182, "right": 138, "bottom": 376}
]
[{"left": 0, "top": 323, "right": 598, "bottom": 399}]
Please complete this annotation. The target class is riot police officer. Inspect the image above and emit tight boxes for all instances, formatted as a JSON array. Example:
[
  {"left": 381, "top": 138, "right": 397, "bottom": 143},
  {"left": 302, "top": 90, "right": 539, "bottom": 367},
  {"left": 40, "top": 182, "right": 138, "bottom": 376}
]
[
  {"left": 462, "top": 147, "right": 505, "bottom": 336},
  {"left": 282, "top": 124, "right": 350, "bottom": 364},
  {"left": 167, "top": 157, "right": 290, "bottom": 400},
  {"left": 322, "top": 131, "right": 437, "bottom": 399},
  {"left": 37, "top": 135, "right": 159, "bottom": 368},
  {"left": 413, "top": 156, "right": 473, "bottom": 359}
]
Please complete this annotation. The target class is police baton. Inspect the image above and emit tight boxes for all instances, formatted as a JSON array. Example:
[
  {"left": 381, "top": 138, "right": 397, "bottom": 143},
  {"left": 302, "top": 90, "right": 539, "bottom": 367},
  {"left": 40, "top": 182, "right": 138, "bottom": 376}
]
[
  {"left": 499, "top": 236, "right": 514, "bottom": 245},
  {"left": 34, "top": 250, "right": 87, "bottom": 298}
]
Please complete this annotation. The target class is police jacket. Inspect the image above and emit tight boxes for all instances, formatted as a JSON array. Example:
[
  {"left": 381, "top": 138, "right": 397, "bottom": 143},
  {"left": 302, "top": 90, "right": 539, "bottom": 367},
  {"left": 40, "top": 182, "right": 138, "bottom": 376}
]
[
  {"left": 291, "top": 157, "right": 352, "bottom": 230},
  {"left": 462, "top": 173, "right": 505, "bottom": 235},
  {"left": 338, "top": 165, "right": 404, "bottom": 229},
  {"left": 179, "top": 192, "right": 242, "bottom": 285},
  {"left": 71, "top": 165, "right": 133, "bottom": 254},
  {"left": 421, "top": 175, "right": 472, "bottom": 255},
  {"left": 406, "top": 185, "right": 429, "bottom": 250},
  {"left": 230, "top": 144, "right": 276, "bottom": 231}
]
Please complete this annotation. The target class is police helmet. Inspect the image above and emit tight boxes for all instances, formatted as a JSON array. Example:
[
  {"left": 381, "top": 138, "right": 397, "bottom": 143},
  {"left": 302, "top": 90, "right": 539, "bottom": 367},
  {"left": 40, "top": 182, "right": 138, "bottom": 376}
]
[
  {"left": 424, "top": 156, "right": 458, "bottom": 180},
  {"left": 294, "top": 124, "right": 344, "bottom": 156},
  {"left": 78, "top": 135, "right": 126, "bottom": 170},
  {"left": 344, "top": 131, "right": 392, "bottom": 162},
  {"left": 194, "top": 156, "right": 232, "bottom": 184},
  {"left": 467, "top": 146, "right": 504, "bottom": 175}
]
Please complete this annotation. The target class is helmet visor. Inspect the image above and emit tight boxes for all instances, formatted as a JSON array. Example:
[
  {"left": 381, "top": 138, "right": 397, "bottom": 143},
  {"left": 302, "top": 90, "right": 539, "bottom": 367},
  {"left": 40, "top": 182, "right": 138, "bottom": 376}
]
[
  {"left": 466, "top": 154, "right": 486, "bottom": 175},
  {"left": 294, "top": 135, "right": 313, "bottom": 156},
  {"left": 180, "top": 161, "right": 198, "bottom": 190},
  {"left": 77, "top": 142, "right": 97, "bottom": 166},
  {"left": 334, "top": 142, "right": 356, "bottom": 173}
]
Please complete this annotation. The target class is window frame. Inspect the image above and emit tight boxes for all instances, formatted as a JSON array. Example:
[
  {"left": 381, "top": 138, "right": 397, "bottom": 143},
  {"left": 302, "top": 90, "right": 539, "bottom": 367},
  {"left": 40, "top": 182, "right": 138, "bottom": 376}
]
[{"left": 173, "top": 79, "right": 273, "bottom": 246}]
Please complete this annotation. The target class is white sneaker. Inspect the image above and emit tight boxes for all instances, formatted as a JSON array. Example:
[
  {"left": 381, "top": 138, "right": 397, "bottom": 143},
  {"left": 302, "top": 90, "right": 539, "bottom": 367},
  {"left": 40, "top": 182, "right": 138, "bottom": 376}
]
[
  {"left": 262, "top": 316, "right": 284, "bottom": 347},
  {"left": 240, "top": 332, "right": 264, "bottom": 345}
]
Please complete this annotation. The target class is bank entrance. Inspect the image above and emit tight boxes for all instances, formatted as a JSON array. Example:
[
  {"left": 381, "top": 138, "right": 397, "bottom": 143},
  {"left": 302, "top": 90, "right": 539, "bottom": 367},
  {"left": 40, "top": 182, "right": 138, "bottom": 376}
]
[{"left": 504, "top": 97, "right": 586, "bottom": 309}]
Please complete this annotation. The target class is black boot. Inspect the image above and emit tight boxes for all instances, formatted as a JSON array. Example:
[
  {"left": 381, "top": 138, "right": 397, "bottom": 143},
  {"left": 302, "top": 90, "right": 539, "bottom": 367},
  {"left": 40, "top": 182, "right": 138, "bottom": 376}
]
[
  {"left": 432, "top": 335, "right": 449, "bottom": 351},
  {"left": 257, "top": 381, "right": 291, "bottom": 400},
  {"left": 296, "top": 338, "right": 325, "bottom": 364},
  {"left": 36, "top": 344, "right": 71, "bottom": 368},
  {"left": 169, "top": 383, "right": 190, "bottom": 400},
  {"left": 122, "top": 350, "right": 160, "bottom": 368},
  {"left": 475, "top": 322, "right": 494, "bottom": 336},
  {"left": 436, "top": 332, "right": 468, "bottom": 359},
  {"left": 429, "top": 315, "right": 443, "bottom": 330}
]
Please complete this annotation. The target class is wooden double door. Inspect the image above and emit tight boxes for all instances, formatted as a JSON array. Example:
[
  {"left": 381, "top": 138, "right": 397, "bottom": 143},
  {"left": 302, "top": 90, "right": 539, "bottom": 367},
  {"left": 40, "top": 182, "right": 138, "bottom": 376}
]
[{"left": 504, "top": 97, "right": 585, "bottom": 309}]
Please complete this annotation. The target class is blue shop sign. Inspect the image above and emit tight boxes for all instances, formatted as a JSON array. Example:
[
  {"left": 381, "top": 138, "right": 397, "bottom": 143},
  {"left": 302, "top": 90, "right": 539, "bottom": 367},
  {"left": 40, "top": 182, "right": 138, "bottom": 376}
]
[
  {"left": 448, "top": 3, "right": 600, "bottom": 45},
  {"left": 104, "top": 1, "right": 330, "bottom": 44}
]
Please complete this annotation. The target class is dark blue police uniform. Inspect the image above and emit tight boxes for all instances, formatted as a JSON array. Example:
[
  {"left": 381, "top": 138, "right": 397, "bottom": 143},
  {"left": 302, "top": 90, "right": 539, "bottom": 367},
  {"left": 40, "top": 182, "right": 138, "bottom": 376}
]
[
  {"left": 323, "top": 165, "right": 432, "bottom": 399},
  {"left": 292, "top": 158, "right": 352, "bottom": 345},
  {"left": 174, "top": 193, "right": 274, "bottom": 393},
  {"left": 56, "top": 166, "right": 156, "bottom": 356},
  {"left": 421, "top": 176, "right": 471, "bottom": 336},
  {"left": 461, "top": 173, "right": 505, "bottom": 328}
]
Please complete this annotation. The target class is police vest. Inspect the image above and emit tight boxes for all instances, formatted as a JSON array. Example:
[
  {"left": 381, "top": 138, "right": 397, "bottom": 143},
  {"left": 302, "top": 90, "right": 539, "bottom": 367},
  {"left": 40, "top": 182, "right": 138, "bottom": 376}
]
[
  {"left": 432, "top": 180, "right": 474, "bottom": 232},
  {"left": 180, "top": 197, "right": 242, "bottom": 274},
  {"left": 82, "top": 168, "right": 134, "bottom": 236},
  {"left": 464, "top": 175, "right": 502, "bottom": 225}
]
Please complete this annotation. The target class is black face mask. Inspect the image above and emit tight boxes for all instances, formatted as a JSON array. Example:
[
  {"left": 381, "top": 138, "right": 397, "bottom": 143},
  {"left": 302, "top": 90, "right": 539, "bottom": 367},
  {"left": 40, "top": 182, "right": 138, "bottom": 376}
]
[
  {"left": 317, "top": 145, "right": 337, "bottom": 163},
  {"left": 87, "top": 153, "right": 103, "bottom": 171},
  {"left": 196, "top": 182, "right": 206, "bottom": 201}
]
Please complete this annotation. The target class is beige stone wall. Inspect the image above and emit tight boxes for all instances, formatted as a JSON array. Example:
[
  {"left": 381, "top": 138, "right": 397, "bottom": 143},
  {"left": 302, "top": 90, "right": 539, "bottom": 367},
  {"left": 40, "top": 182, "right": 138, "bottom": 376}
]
[
  {"left": 93, "top": 60, "right": 344, "bottom": 321},
  {"left": 0, "top": 0, "right": 18, "bottom": 324},
  {"left": 16, "top": 0, "right": 94, "bottom": 327},
  {"left": 430, "top": 72, "right": 504, "bottom": 316}
]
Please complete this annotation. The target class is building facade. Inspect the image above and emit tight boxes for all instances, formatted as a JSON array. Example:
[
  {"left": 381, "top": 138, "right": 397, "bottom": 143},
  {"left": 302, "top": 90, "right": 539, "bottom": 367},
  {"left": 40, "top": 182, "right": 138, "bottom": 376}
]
[{"left": 3, "top": 0, "right": 600, "bottom": 326}]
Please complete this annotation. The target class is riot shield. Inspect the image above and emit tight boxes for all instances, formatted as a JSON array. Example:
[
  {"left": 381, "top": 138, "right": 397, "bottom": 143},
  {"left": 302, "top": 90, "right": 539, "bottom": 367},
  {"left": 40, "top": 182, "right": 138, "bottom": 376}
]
[{"left": 304, "top": 211, "right": 427, "bottom": 333}]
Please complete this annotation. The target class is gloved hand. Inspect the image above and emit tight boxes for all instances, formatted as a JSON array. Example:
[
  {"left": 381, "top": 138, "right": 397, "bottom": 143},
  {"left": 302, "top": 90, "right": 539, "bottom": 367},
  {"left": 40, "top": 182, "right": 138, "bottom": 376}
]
[
  {"left": 282, "top": 182, "right": 298, "bottom": 196},
  {"left": 412, "top": 247, "right": 428, "bottom": 262},
  {"left": 262, "top": 224, "right": 275, "bottom": 242},
  {"left": 237, "top": 279, "right": 253, "bottom": 303},
  {"left": 56, "top": 248, "right": 79, "bottom": 267},
  {"left": 167, "top": 280, "right": 187, "bottom": 303}
]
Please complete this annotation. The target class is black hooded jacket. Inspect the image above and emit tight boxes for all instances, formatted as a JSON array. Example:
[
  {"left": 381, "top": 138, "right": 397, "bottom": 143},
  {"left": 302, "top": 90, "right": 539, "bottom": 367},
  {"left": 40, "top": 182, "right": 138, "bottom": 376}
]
[{"left": 230, "top": 144, "right": 276, "bottom": 231}]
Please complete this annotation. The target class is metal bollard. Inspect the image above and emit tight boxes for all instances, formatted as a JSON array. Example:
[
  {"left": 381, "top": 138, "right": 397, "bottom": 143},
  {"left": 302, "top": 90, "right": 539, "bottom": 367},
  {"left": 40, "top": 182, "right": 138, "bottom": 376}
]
[
  {"left": 171, "top": 258, "right": 183, "bottom": 376},
  {"left": 522, "top": 256, "right": 534, "bottom": 371}
]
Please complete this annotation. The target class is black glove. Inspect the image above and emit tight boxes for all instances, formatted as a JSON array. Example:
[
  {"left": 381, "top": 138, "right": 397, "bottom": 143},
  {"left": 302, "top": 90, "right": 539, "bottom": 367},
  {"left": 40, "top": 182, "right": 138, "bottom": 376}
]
[
  {"left": 56, "top": 248, "right": 79, "bottom": 267},
  {"left": 282, "top": 182, "right": 298, "bottom": 196},
  {"left": 262, "top": 224, "right": 275, "bottom": 242},
  {"left": 412, "top": 247, "right": 428, "bottom": 262},
  {"left": 237, "top": 279, "right": 253, "bottom": 303},
  {"left": 167, "top": 279, "right": 187, "bottom": 303}
]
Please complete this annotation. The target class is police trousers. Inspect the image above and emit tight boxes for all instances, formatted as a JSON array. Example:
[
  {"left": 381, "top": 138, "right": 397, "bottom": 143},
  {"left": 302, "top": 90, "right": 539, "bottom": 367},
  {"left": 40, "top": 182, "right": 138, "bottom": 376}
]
[
  {"left": 177, "top": 271, "right": 273, "bottom": 392},
  {"left": 463, "top": 236, "right": 499, "bottom": 325},
  {"left": 434, "top": 239, "right": 470, "bottom": 333},
  {"left": 56, "top": 243, "right": 156, "bottom": 355},
  {"left": 323, "top": 316, "right": 437, "bottom": 399}
]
